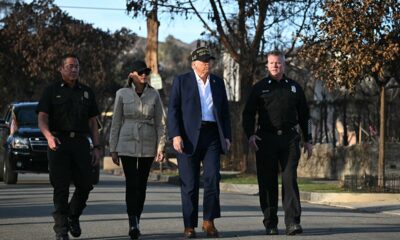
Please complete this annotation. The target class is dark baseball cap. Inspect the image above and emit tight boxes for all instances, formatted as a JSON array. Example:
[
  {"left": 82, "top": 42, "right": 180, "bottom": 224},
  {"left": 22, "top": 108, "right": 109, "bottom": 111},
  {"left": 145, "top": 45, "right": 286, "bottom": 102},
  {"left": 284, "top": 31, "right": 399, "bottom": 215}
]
[
  {"left": 132, "top": 60, "right": 151, "bottom": 74},
  {"left": 191, "top": 47, "right": 215, "bottom": 62}
]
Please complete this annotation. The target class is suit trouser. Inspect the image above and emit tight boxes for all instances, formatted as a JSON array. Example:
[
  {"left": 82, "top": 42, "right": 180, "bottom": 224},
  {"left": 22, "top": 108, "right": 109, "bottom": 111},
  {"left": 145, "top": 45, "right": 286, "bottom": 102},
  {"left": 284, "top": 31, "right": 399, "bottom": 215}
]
[
  {"left": 255, "top": 131, "right": 301, "bottom": 228},
  {"left": 177, "top": 125, "right": 221, "bottom": 228},
  {"left": 48, "top": 137, "right": 93, "bottom": 235},
  {"left": 120, "top": 156, "right": 153, "bottom": 221}
]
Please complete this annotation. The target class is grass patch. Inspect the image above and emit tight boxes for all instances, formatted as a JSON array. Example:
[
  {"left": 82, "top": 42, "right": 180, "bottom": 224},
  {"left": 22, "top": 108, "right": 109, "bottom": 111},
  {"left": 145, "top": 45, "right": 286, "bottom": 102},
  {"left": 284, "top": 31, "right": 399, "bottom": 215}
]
[
  {"left": 220, "top": 174, "right": 343, "bottom": 192},
  {"left": 221, "top": 174, "right": 257, "bottom": 184},
  {"left": 298, "top": 182, "right": 343, "bottom": 192}
]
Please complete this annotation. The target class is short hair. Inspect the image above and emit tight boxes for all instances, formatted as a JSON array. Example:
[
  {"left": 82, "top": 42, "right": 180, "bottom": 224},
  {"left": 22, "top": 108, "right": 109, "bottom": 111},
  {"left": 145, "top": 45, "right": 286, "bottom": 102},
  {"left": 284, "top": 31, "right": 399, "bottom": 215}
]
[
  {"left": 266, "top": 50, "right": 285, "bottom": 62},
  {"left": 60, "top": 53, "right": 79, "bottom": 67}
]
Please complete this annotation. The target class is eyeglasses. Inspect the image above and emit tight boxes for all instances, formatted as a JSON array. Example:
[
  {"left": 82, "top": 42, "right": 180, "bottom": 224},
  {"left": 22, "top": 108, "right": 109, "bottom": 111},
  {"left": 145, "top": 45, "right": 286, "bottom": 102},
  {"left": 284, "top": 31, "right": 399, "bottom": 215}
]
[
  {"left": 137, "top": 69, "right": 151, "bottom": 76},
  {"left": 63, "top": 64, "right": 80, "bottom": 71}
]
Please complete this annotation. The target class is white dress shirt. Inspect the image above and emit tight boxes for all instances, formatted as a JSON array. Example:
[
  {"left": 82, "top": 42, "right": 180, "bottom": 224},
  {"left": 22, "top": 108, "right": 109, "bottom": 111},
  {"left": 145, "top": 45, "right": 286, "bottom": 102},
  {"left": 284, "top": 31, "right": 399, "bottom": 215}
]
[{"left": 194, "top": 72, "right": 216, "bottom": 122}]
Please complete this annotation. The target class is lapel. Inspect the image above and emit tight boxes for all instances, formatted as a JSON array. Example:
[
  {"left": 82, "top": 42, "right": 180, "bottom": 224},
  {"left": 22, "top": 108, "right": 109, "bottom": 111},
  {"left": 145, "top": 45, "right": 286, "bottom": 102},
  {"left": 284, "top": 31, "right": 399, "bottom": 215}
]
[
  {"left": 209, "top": 74, "right": 219, "bottom": 109},
  {"left": 209, "top": 74, "right": 221, "bottom": 121},
  {"left": 189, "top": 71, "right": 201, "bottom": 110}
]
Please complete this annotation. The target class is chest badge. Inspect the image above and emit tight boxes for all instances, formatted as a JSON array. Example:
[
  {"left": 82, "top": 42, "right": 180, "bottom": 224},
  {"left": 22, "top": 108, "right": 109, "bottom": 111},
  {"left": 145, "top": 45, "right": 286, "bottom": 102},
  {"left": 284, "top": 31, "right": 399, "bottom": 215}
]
[
  {"left": 262, "top": 89, "right": 270, "bottom": 93},
  {"left": 56, "top": 95, "right": 61, "bottom": 98},
  {"left": 84, "top": 91, "right": 89, "bottom": 99},
  {"left": 291, "top": 86, "right": 296, "bottom": 93}
]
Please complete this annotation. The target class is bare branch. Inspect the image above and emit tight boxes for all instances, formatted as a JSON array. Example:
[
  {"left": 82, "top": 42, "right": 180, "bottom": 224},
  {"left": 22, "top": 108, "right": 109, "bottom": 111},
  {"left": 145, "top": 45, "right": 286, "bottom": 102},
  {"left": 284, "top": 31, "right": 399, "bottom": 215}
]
[{"left": 209, "top": 0, "right": 240, "bottom": 61}]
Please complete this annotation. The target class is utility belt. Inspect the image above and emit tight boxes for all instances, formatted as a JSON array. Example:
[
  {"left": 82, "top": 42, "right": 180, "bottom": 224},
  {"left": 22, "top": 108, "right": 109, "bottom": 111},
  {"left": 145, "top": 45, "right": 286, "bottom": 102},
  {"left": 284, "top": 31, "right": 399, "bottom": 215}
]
[
  {"left": 52, "top": 131, "right": 88, "bottom": 139},
  {"left": 260, "top": 127, "right": 296, "bottom": 136}
]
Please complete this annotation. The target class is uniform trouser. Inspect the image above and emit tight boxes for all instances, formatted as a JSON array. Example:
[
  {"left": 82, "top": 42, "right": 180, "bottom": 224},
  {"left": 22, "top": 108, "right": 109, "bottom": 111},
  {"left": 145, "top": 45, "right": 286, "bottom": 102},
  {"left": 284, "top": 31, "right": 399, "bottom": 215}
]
[
  {"left": 177, "top": 125, "right": 221, "bottom": 228},
  {"left": 48, "top": 137, "right": 93, "bottom": 235},
  {"left": 120, "top": 156, "right": 154, "bottom": 221},
  {"left": 255, "top": 131, "right": 301, "bottom": 228}
]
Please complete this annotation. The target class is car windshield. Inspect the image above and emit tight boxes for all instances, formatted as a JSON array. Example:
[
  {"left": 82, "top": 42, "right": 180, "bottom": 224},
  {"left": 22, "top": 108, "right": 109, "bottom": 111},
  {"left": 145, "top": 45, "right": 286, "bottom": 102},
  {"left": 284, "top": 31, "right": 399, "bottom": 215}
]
[{"left": 14, "top": 105, "right": 38, "bottom": 127}]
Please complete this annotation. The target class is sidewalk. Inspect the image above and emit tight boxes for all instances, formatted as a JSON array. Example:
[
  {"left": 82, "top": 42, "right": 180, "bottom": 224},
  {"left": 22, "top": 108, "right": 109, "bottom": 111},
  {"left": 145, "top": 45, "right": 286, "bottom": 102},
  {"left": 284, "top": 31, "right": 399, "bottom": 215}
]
[
  {"left": 104, "top": 160, "right": 400, "bottom": 217},
  {"left": 220, "top": 182, "right": 400, "bottom": 216},
  {"left": 148, "top": 172, "right": 400, "bottom": 217}
]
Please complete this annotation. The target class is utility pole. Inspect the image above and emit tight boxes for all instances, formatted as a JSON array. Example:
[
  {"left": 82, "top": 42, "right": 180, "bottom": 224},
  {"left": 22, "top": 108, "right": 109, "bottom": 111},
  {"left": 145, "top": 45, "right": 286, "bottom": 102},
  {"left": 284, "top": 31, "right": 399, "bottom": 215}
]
[
  {"left": 146, "top": 0, "right": 163, "bottom": 172},
  {"left": 378, "top": 83, "right": 385, "bottom": 189},
  {"left": 145, "top": 0, "right": 162, "bottom": 90},
  {"left": 145, "top": 1, "right": 158, "bottom": 75},
  {"left": 377, "top": 75, "right": 390, "bottom": 189}
]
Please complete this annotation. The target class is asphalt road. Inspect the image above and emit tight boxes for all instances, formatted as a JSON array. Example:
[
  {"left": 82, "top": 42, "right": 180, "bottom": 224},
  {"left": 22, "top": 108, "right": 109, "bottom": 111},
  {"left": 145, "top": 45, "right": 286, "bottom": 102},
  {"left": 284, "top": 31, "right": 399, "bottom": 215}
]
[{"left": 1, "top": 172, "right": 400, "bottom": 240}]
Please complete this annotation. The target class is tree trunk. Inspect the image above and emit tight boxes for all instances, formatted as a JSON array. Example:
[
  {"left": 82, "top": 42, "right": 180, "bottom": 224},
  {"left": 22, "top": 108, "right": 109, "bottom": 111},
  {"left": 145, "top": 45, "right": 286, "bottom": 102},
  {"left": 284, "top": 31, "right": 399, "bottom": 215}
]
[
  {"left": 319, "top": 103, "right": 323, "bottom": 143},
  {"left": 323, "top": 102, "right": 329, "bottom": 143},
  {"left": 342, "top": 101, "right": 349, "bottom": 146},
  {"left": 226, "top": 58, "right": 257, "bottom": 173}
]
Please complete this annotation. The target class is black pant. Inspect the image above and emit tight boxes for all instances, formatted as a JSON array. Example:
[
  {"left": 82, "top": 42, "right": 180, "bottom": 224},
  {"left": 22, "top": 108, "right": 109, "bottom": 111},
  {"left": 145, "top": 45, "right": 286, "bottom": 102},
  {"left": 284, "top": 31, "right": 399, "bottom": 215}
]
[
  {"left": 255, "top": 131, "right": 301, "bottom": 228},
  {"left": 120, "top": 156, "right": 153, "bottom": 220},
  {"left": 48, "top": 137, "right": 93, "bottom": 235}
]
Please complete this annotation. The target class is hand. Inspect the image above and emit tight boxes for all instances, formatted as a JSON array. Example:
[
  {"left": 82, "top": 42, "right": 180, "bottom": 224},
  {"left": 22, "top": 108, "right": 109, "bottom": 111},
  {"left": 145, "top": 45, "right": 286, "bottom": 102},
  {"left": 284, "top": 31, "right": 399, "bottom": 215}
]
[
  {"left": 303, "top": 142, "right": 313, "bottom": 159},
  {"left": 47, "top": 135, "right": 61, "bottom": 151},
  {"left": 111, "top": 152, "right": 119, "bottom": 166},
  {"left": 128, "top": 72, "right": 135, "bottom": 79},
  {"left": 155, "top": 151, "right": 164, "bottom": 162},
  {"left": 173, "top": 136, "right": 184, "bottom": 153},
  {"left": 225, "top": 138, "right": 231, "bottom": 152},
  {"left": 249, "top": 134, "right": 261, "bottom": 151},
  {"left": 91, "top": 148, "right": 101, "bottom": 166}
]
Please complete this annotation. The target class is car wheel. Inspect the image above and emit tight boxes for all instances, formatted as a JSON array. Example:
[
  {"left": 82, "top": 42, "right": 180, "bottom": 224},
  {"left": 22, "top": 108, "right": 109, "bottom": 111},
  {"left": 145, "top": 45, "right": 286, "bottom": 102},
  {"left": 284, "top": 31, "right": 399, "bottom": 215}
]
[{"left": 4, "top": 158, "right": 18, "bottom": 184}]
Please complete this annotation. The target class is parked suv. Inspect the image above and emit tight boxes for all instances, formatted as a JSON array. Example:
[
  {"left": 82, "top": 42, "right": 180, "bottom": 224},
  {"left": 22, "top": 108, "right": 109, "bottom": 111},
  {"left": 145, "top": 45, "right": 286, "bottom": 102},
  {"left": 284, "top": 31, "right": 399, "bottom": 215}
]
[{"left": 0, "top": 102, "right": 99, "bottom": 184}]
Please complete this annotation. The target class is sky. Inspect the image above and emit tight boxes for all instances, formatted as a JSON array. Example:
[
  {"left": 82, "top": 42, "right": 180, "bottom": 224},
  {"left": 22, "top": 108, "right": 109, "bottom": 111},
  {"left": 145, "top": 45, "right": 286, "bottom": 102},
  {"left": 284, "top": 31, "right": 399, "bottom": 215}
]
[{"left": 25, "top": 0, "right": 208, "bottom": 44}]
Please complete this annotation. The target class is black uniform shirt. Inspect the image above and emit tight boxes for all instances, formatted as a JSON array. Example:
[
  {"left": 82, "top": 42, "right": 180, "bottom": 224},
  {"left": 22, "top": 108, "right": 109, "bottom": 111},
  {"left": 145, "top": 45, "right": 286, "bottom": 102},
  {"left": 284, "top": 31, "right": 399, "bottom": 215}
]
[
  {"left": 37, "top": 80, "right": 99, "bottom": 133},
  {"left": 242, "top": 75, "right": 312, "bottom": 141}
]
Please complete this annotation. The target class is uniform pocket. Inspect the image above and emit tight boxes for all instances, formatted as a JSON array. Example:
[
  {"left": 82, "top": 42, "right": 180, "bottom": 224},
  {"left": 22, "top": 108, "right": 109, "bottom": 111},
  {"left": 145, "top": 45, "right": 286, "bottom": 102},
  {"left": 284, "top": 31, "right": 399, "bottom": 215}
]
[
  {"left": 81, "top": 97, "right": 91, "bottom": 106},
  {"left": 53, "top": 95, "right": 68, "bottom": 105}
]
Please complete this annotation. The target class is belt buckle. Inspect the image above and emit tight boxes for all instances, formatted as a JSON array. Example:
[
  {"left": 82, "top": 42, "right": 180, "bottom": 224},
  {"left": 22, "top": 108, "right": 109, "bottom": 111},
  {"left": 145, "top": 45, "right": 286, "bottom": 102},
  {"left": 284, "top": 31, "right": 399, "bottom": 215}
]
[
  {"left": 277, "top": 130, "right": 283, "bottom": 135},
  {"left": 69, "top": 132, "right": 75, "bottom": 138}
]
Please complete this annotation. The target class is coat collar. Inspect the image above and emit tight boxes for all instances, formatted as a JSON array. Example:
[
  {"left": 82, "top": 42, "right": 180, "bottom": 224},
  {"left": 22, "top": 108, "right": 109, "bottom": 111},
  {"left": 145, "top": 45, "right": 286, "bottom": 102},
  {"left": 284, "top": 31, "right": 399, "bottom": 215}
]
[{"left": 130, "top": 83, "right": 150, "bottom": 94}]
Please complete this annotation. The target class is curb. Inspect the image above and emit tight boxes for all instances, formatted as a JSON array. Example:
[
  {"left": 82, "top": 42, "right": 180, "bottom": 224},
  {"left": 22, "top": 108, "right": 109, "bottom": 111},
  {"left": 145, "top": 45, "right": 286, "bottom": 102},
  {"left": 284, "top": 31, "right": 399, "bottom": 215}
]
[
  {"left": 300, "top": 191, "right": 400, "bottom": 216},
  {"left": 147, "top": 173, "right": 400, "bottom": 216},
  {"left": 103, "top": 171, "right": 400, "bottom": 216}
]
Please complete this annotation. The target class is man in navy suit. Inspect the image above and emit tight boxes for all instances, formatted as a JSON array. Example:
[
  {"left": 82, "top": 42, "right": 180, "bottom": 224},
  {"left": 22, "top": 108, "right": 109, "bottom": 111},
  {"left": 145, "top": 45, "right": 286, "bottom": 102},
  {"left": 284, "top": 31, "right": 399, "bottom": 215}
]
[{"left": 168, "top": 47, "right": 231, "bottom": 238}]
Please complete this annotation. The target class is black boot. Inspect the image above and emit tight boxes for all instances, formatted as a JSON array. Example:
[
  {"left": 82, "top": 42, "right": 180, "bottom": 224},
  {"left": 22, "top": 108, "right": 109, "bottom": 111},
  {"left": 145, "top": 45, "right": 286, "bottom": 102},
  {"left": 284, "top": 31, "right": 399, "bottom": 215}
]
[
  {"left": 68, "top": 216, "right": 81, "bottom": 237},
  {"left": 129, "top": 216, "right": 141, "bottom": 239}
]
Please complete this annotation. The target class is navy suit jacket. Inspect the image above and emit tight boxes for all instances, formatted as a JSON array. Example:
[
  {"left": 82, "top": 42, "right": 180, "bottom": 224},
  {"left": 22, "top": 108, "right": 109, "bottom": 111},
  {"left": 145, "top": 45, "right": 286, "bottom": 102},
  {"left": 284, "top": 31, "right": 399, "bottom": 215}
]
[{"left": 168, "top": 71, "right": 231, "bottom": 155}]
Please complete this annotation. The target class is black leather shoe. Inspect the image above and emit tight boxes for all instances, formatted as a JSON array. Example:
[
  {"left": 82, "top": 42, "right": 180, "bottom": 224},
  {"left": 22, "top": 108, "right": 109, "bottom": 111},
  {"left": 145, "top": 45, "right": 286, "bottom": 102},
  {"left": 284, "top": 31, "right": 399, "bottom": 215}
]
[
  {"left": 55, "top": 233, "right": 69, "bottom": 240},
  {"left": 265, "top": 227, "right": 279, "bottom": 235},
  {"left": 286, "top": 224, "right": 303, "bottom": 235},
  {"left": 129, "top": 216, "right": 141, "bottom": 239},
  {"left": 68, "top": 217, "right": 82, "bottom": 237}
]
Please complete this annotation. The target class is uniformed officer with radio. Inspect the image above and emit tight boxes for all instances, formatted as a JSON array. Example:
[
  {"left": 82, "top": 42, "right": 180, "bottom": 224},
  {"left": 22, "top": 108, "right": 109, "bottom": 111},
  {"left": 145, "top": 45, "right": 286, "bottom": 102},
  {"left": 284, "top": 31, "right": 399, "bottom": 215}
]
[
  {"left": 242, "top": 50, "right": 313, "bottom": 236},
  {"left": 37, "top": 53, "right": 101, "bottom": 240}
]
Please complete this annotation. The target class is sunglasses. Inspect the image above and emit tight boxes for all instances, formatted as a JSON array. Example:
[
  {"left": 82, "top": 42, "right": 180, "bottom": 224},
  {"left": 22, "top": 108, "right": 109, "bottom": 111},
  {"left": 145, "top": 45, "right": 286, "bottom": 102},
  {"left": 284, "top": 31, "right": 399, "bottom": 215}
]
[{"left": 137, "top": 69, "right": 151, "bottom": 76}]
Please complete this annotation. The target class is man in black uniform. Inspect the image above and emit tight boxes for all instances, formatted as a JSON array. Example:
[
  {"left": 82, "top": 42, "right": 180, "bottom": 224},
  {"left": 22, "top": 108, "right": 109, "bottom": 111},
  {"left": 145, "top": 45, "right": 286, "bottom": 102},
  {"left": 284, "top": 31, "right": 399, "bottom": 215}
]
[
  {"left": 242, "top": 50, "right": 313, "bottom": 236},
  {"left": 37, "top": 54, "right": 101, "bottom": 240}
]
